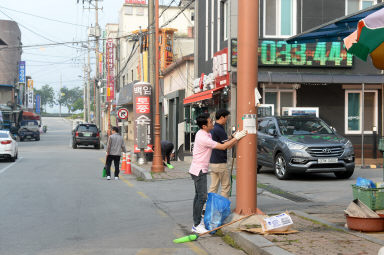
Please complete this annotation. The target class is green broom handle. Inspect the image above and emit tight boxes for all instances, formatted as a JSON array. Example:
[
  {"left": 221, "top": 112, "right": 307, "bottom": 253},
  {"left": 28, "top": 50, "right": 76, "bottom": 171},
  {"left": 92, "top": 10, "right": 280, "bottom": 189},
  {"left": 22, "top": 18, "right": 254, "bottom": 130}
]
[{"left": 199, "top": 213, "right": 256, "bottom": 237}]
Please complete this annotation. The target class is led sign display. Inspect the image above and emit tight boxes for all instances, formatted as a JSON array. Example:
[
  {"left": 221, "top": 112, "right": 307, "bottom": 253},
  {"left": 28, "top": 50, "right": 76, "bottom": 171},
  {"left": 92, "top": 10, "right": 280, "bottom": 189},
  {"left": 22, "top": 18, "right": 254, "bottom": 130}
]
[{"left": 231, "top": 39, "right": 353, "bottom": 68}]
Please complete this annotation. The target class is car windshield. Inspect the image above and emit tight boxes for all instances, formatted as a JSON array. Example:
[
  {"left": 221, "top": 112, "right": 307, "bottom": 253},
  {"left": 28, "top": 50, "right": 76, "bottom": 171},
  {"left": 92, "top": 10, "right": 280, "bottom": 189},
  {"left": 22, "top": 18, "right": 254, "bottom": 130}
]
[
  {"left": 78, "top": 125, "right": 98, "bottom": 132},
  {"left": 277, "top": 118, "right": 333, "bottom": 135},
  {"left": 21, "top": 120, "right": 38, "bottom": 126}
]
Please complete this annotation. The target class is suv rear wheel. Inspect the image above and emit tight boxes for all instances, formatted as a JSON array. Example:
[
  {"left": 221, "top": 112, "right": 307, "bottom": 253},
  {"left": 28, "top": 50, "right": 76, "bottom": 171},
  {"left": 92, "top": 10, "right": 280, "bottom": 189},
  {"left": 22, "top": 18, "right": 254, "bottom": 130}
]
[
  {"left": 72, "top": 141, "right": 77, "bottom": 149},
  {"left": 274, "top": 153, "right": 290, "bottom": 180},
  {"left": 334, "top": 169, "right": 354, "bottom": 179}
]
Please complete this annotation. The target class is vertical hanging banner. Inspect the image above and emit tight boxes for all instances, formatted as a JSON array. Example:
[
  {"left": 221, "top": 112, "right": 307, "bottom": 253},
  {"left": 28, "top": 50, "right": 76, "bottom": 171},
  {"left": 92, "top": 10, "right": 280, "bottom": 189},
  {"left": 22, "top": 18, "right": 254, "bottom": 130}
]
[
  {"left": 133, "top": 82, "right": 153, "bottom": 153},
  {"left": 18, "top": 61, "right": 26, "bottom": 84},
  {"left": 106, "top": 39, "right": 115, "bottom": 102},
  {"left": 35, "top": 94, "right": 41, "bottom": 114},
  {"left": 18, "top": 61, "right": 26, "bottom": 106},
  {"left": 27, "top": 79, "right": 34, "bottom": 110}
]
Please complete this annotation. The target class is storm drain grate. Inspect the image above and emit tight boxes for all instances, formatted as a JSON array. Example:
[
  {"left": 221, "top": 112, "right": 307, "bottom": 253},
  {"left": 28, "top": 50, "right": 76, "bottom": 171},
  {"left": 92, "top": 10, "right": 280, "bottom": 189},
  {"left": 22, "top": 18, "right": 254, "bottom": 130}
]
[{"left": 257, "top": 183, "right": 311, "bottom": 203}]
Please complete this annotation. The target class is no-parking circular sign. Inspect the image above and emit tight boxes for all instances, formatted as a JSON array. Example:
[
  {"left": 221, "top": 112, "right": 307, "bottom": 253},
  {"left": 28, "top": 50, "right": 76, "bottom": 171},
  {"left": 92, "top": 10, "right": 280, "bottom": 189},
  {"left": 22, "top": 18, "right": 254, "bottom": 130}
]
[{"left": 117, "top": 108, "right": 129, "bottom": 120}]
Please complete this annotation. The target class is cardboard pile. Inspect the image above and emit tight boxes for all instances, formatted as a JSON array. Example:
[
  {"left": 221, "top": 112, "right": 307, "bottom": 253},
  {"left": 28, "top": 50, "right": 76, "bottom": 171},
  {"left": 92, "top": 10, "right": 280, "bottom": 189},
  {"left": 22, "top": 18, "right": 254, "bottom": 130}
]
[
  {"left": 240, "top": 211, "right": 298, "bottom": 235},
  {"left": 345, "top": 199, "right": 380, "bottom": 218}
]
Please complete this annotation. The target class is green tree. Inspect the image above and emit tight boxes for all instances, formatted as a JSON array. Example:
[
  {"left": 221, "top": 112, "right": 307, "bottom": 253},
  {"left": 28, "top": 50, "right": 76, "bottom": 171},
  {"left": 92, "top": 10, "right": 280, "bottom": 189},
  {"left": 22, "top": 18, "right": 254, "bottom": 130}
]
[
  {"left": 34, "top": 84, "right": 55, "bottom": 113},
  {"left": 58, "top": 86, "right": 83, "bottom": 114}
]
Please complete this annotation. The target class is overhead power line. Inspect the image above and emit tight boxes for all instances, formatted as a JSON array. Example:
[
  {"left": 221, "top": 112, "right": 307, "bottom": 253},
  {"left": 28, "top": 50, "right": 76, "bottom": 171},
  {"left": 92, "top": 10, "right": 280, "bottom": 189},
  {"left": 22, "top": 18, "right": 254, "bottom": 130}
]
[{"left": 0, "top": 5, "right": 89, "bottom": 27}]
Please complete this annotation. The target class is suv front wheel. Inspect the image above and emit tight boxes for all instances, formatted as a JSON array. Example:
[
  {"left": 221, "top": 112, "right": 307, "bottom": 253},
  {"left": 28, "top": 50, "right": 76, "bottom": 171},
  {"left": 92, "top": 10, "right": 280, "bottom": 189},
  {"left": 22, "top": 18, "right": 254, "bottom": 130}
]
[
  {"left": 334, "top": 169, "right": 354, "bottom": 179},
  {"left": 274, "top": 153, "right": 290, "bottom": 180}
]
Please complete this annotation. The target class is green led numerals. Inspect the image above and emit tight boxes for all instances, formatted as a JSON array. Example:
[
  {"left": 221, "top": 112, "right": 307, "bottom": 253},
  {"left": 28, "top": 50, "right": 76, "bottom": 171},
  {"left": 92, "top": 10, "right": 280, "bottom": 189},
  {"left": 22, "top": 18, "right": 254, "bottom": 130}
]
[
  {"left": 261, "top": 41, "right": 276, "bottom": 65},
  {"left": 347, "top": 52, "right": 353, "bottom": 66},
  {"left": 291, "top": 43, "right": 306, "bottom": 65},
  {"left": 276, "top": 41, "right": 291, "bottom": 65},
  {"left": 328, "top": 42, "right": 342, "bottom": 66},
  {"left": 313, "top": 42, "right": 327, "bottom": 65}
]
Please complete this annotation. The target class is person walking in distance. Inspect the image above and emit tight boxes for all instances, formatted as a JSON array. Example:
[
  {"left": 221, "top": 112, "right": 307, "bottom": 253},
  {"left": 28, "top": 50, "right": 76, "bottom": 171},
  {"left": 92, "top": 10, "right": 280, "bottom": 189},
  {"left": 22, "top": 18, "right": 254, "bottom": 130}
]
[
  {"left": 189, "top": 113, "right": 247, "bottom": 234},
  {"left": 209, "top": 109, "right": 234, "bottom": 198},
  {"left": 106, "top": 126, "right": 126, "bottom": 180}
]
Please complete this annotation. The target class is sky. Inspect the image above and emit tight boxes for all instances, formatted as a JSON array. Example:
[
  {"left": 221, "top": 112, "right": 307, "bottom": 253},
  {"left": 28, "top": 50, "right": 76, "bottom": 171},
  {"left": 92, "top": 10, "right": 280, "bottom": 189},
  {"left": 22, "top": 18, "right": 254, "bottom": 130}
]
[{"left": 0, "top": 0, "right": 175, "bottom": 113}]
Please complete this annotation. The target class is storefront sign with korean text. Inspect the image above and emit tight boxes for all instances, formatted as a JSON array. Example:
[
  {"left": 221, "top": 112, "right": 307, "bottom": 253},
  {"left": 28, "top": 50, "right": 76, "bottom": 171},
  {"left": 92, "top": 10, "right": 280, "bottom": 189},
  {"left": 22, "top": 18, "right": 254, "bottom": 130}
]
[
  {"left": 133, "top": 82, "right": 153, "bottom": 153},
  {"left": 106, "top": 39, "right": 115, "bottom": 102},
  {"left": 213, "top": 48, "right": 229, "bottom": 88}
]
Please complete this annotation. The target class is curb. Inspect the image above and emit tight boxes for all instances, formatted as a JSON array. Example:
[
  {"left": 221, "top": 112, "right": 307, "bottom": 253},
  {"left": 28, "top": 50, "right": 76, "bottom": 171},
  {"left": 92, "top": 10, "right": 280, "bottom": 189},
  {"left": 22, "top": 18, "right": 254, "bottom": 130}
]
[
  {"left": 221, "top": 214, "right": 295, "bottom": 255},
  {"left": 131, "top": 163, "right": 153, "bottom": 181},
  {"left": 225, "top": 231, "right": 295, "bottom": 255},
  {"left": 291, "top": 210, "right": 384, "bottom": 246}
]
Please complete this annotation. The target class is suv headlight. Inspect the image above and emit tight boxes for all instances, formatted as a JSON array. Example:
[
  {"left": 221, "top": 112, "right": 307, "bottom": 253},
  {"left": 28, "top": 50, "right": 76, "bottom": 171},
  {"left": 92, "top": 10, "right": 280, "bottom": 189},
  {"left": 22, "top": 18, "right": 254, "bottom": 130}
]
[
  {"left": 285, "top": 141, "right": 307, "bottom": 150},
  {"left": 344, "top": 140, "right": 353, "bottom": 149}
]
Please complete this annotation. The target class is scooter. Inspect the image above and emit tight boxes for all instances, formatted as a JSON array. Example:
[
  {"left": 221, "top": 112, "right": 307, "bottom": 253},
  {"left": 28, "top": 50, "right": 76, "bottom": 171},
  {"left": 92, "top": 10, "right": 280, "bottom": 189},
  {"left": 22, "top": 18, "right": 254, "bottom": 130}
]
[{"left": 43, "top": 125, "right": 47, "bottom": 133}]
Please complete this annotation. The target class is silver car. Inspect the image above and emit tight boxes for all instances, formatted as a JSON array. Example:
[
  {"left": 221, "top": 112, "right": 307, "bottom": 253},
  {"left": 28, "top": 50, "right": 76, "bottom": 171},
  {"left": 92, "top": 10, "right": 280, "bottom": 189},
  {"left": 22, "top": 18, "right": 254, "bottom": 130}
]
[{"left": 257, "top": 116, "right": 355, "bottom": 180}]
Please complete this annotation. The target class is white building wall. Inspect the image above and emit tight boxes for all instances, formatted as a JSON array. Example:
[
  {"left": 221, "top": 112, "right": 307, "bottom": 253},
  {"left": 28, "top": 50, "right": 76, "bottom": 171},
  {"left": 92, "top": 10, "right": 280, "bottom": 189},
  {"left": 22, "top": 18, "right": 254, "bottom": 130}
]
[{"left": 163, "top": 60, "right": 194, "bottom": 96}]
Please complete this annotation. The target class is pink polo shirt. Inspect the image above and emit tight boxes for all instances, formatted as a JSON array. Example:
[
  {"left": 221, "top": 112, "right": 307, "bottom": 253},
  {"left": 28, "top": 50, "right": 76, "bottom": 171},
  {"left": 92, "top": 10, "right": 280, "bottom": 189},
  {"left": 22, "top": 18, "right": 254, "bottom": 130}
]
[{"left": 189, "top": 129, "right": 217, "bottom": 176}]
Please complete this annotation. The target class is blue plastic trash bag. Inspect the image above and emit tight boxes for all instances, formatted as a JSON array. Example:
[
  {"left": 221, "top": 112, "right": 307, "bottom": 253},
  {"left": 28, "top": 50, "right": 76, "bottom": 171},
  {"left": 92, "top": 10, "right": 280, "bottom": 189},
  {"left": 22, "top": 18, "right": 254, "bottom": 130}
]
[
  {"left": 356, "top": 177, "right": 376, "bottom": 188},
  {"left": 204, "top": 193, "right": 231, "bottom": 234}
]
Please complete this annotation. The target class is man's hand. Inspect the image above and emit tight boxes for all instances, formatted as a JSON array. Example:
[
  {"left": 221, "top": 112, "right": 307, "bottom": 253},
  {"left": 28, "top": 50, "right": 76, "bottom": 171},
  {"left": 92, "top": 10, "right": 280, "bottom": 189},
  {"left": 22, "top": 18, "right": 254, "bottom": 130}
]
[{"left": 234, "top": 130, "right": 247, "bottom": 140}]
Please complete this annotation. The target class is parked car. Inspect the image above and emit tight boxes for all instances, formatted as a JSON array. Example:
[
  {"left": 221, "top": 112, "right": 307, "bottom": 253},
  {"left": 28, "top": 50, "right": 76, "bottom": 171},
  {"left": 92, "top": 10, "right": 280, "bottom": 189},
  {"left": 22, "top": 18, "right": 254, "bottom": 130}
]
[
  {"left": 72, "top": 119, "right": 83, "bottom": 131},
  {"left": 257, "top": 116, "right": 355, "bottom": 180},
  {"left": 72, "top": 123, "right": 100, "bottom": 149},
  {"left": 0, "top": 130, "right": 18, "bottom": 162},
  {"left": 18, "top": 120, "right": 40, "bottom": 141}
]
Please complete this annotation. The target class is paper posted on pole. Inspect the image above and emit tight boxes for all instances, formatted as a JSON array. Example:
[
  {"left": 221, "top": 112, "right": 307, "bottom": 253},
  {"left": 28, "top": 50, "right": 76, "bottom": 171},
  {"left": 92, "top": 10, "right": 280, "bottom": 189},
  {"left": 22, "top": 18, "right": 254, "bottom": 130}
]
[
  {"left": 242, "top": 114, "right": 257, "bottom": 134},
  {"left": 261, "top": 212, "right": 294, "bottom": 232}
]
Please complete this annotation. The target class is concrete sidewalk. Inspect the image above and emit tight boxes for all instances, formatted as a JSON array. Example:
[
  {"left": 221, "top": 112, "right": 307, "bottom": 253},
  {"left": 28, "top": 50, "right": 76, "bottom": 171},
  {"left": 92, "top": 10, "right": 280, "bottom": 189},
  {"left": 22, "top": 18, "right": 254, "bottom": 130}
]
[{"left": 129, "top": 158, "right": 384, "bottom": 255}]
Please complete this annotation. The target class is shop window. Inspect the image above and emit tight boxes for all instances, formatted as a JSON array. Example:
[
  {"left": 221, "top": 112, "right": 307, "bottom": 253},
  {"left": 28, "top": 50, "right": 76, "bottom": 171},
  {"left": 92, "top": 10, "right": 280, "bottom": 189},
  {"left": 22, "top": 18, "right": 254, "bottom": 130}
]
[
  {"left": 263, "top": 90, "right": 296, "bottom": 116},
  {"left": 345, "top": 90, "right": 377, "bottom": 134},
  {"left": 264, "top": 0, "right": 297, "bottom": 38},
  {"left": 346, "top": 0, "right": 376, "bottom": 15}
]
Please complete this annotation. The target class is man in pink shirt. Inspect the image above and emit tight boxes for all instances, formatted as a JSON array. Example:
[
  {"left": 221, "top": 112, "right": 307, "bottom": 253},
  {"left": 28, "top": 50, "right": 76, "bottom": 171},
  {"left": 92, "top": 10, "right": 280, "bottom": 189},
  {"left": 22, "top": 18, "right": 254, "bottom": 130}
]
[{"left": 189, "top": 113, "right": 247, "bottom": 234}]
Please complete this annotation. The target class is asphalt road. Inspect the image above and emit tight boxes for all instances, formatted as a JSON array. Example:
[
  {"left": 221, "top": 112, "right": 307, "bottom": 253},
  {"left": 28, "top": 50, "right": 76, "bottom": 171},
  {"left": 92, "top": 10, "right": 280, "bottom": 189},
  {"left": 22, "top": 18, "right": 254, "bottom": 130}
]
[{"left": 0, "top": 117, "right": 245, "bottom": 255}]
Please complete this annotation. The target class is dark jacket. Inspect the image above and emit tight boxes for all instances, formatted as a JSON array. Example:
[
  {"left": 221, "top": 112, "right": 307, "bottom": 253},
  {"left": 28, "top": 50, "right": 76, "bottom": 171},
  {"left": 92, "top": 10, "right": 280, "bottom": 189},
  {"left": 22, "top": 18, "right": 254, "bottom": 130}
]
[{"left": 210, "top": 123, "right": 228, "bottom": 163}]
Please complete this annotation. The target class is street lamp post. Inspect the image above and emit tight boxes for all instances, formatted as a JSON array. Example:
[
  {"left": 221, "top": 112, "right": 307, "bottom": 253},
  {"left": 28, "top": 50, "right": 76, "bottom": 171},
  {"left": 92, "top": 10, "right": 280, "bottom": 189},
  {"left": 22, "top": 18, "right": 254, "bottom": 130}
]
[{"left": 151, "top": 0, "right": 164, "bottom": 173}]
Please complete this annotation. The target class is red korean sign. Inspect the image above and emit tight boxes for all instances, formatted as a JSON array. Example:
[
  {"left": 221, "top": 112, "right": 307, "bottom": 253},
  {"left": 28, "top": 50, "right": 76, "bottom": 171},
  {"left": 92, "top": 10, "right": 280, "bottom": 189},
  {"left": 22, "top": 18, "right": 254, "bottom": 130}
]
[
  {"left": 213, "top": 48, "right": 229, "bottom": 88},
  {"left": 106, "top": 39, "right": 115, "bottom": 102},
  {"left": 133, "top": 82, "right": 153, "bottom": 153},
  {"left": 136, "top": 97, "right": 150, "bottom": 113}
]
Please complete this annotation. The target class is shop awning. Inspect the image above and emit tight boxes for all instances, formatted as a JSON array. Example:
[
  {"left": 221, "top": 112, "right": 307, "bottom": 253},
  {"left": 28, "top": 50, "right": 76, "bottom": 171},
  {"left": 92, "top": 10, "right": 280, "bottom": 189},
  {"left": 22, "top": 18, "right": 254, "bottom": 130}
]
[
  {"left": 258, "top": 71, "right": 384, "bottom": 84},
  {"left": 183, "top": 87, "right": 225, "bottom": 105},
  {"left": 22, "top": 111, "right": 40, "bottom": 120},
  {"left": 287, "top": 3, "right": 384, "bottom": 44}
]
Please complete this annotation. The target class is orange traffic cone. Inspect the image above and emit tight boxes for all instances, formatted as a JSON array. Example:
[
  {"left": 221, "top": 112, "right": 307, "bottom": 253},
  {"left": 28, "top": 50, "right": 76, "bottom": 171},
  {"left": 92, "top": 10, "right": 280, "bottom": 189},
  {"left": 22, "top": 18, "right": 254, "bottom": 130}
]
[
  {"left": 121, "top": 153, "right": 127, "bottom": 173},
  {"left": 125, "top": 153, "right": 132, "bottom": 174}
]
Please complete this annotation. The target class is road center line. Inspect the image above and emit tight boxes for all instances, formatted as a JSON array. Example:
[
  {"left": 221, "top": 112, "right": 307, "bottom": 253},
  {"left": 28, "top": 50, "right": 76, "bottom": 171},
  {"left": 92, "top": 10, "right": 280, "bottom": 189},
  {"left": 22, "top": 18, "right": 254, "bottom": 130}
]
[
  {"left": 0, "top": 157, "right": 23, "bottom": 175},
  {"left": 137, "top": 191, "right": 149, "bottom": 199}
]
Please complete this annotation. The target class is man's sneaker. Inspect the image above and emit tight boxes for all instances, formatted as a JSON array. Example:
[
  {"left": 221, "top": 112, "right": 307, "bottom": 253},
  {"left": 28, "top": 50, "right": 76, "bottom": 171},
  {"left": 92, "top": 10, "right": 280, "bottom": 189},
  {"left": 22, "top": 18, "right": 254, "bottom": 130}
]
[
  {"left": 191, "top": 223, "right": 208, "bottom": 234},
  {"left": 114, "top": 177, "right": 119, "bottom": 180},
  {"left": 107, "top": 176, "right": 111, "bottom": 180}
]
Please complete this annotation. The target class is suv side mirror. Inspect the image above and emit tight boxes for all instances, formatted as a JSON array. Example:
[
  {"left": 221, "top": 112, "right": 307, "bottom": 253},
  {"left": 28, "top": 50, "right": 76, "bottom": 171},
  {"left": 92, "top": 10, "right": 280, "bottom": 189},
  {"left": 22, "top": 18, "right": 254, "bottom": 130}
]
[{"left": 268, "top": 129, "right": 277, "bottom": 136}]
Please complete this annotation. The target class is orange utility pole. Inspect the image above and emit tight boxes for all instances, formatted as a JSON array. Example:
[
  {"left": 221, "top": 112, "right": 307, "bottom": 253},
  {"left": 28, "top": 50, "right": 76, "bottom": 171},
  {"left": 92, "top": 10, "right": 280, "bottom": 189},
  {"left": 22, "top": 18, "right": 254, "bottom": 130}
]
[
  {"left": 235, "top": 0, "right": 258, "bottom": 215},
  {"left": 151, "top": 0, "right": 164, "bottom": 173}
]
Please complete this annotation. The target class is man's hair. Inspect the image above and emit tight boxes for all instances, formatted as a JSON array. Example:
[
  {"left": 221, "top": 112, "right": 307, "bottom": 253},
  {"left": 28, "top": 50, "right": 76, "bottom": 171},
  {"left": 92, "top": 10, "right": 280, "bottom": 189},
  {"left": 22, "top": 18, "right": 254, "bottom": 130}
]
[
  {"left": 196, "top": 113, "right": 210, "bottom": 129},
  {"left": 112, "top": 126, "right": 119, "bottom": 133},
  {"left": 215, "top": 109, "right": 230, "bottom": 120}
]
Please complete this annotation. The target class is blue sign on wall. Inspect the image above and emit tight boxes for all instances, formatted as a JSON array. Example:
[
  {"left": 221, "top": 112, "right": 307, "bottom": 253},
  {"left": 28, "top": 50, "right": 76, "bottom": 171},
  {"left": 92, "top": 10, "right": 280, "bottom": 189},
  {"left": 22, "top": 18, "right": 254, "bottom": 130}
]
[
  {"left": 35, "top": 94, "right": 41, "bottom": 114},
  {"left": 19, "top": 61, "right": 25, "bottom": 83}
]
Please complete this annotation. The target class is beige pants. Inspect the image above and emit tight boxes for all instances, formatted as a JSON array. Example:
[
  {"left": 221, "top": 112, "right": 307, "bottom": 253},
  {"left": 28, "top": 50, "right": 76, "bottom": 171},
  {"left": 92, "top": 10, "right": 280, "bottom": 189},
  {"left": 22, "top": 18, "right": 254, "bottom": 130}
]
[{"left": 208, "top": 163, "right": 230, "bottom": 198}]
